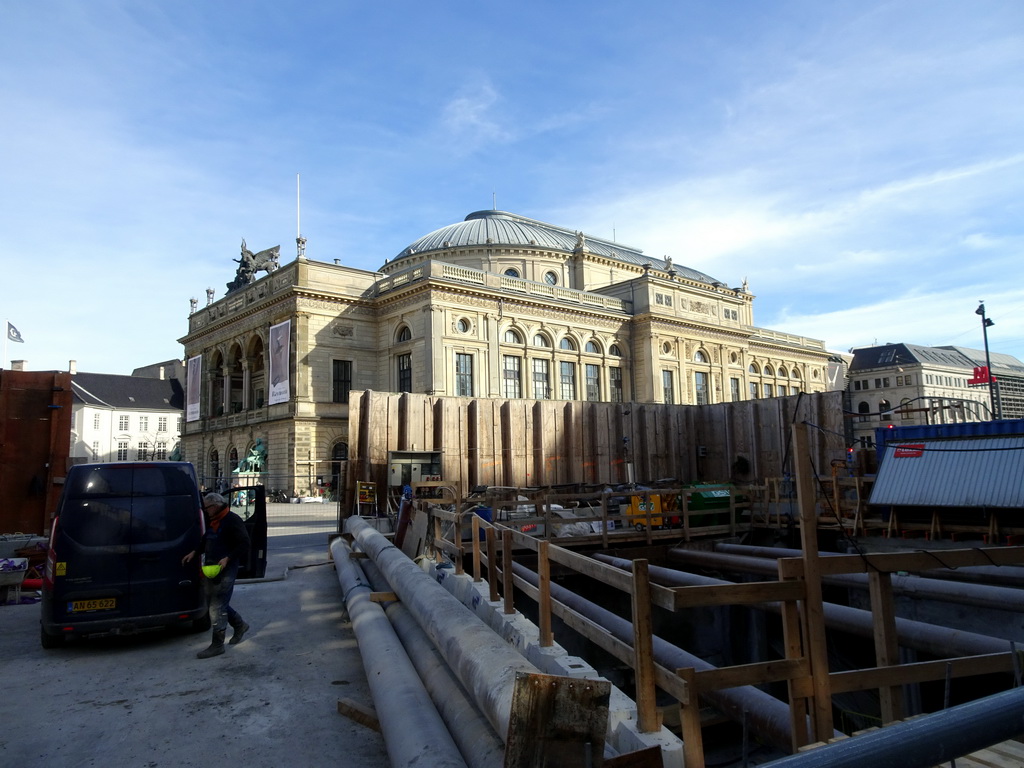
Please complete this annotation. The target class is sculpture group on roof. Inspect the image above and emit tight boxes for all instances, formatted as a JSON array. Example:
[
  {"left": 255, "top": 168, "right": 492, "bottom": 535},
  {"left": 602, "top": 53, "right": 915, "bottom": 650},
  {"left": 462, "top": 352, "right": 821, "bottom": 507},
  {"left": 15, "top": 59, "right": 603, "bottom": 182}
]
[{"left": 226, "top": 239, "right": 280, "bottom": 293}]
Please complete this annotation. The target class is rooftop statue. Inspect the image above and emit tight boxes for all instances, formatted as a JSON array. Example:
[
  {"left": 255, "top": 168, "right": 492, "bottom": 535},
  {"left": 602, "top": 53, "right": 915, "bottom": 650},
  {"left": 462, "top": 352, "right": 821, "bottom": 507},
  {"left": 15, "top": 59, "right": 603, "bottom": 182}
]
[{"left": 226, "top": 239, "right": 281, "bottom": 293}]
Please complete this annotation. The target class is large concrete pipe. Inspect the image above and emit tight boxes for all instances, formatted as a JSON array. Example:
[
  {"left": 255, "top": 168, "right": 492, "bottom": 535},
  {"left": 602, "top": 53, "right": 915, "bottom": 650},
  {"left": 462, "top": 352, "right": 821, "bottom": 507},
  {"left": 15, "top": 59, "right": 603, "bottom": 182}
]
[
  {"left": 759, "top": 685, "right": 1024, "bottom": 768},
  {"left": 359, "top": 556, "right": 506, "bottom": 768},
  {"left": 669, "top": 547, "right": 1024, "bottom": 614},
  {"left": 509, "top": 561, "right": 819, "bottom": 752},
  {"left": 331, "top": 536, "right": 467, "bottom": 768},
  {"left": 594, "top": 553, "right": 1011, "bottom": 658},
  {"left": 345, "top": 516, "right": 540, "bottom": 741},
  {"left": 715, "top": 543, "right": 1024, "bottom": 588}
]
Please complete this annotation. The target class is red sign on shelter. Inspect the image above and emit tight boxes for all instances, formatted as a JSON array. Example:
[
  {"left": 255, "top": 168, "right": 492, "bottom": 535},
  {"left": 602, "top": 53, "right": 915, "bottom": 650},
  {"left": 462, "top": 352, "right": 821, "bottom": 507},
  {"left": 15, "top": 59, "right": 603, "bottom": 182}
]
[{"left": 893, "top": 444, "right": 925, "bottom": 458}]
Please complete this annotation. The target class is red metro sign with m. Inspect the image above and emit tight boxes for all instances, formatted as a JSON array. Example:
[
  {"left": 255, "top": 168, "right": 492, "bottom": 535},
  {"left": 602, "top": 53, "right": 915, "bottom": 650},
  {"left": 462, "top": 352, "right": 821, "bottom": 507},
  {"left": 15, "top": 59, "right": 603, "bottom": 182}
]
[{"left": 968, "top": 366, "right": 996, "bottom": 386}]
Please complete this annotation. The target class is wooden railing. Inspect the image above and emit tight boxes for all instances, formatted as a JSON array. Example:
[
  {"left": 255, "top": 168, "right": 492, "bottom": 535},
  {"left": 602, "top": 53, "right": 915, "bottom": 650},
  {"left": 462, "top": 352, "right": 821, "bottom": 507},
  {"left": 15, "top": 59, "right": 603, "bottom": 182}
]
[{"left": 416, "top": 424, "right": 1023, "bottom": 767}]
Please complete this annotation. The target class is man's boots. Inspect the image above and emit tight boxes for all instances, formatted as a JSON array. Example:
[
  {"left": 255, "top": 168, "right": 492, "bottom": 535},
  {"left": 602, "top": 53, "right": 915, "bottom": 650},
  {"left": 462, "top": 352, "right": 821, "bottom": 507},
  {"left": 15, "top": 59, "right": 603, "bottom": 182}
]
[
  {"left": 229, "top": 615, "right": 250, "bottom": 645},
  {"left": 197, "top": 629, "right": 226, "bottom": 659}
]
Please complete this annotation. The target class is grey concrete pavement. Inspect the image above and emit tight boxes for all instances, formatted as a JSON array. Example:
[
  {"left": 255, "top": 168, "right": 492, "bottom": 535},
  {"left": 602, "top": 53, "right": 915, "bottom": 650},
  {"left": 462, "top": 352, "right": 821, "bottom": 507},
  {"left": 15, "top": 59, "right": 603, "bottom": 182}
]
[{"left": 0, "top": 517, "right": 388, "bottom": 767}]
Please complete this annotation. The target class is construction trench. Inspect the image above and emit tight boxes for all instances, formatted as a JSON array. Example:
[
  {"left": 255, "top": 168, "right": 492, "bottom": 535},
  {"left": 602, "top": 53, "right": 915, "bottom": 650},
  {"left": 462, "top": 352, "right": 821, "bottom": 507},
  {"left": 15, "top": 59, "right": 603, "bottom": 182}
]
[{"left": 327, "top": 501, "right": 1024, "bottom": 765}]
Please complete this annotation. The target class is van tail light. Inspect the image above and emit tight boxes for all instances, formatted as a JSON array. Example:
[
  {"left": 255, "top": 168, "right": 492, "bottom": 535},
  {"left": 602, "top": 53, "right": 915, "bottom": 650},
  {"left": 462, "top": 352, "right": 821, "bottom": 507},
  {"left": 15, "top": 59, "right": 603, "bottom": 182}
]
[{"left": 44, "top": 517, "right": 58, "bottom": 587}]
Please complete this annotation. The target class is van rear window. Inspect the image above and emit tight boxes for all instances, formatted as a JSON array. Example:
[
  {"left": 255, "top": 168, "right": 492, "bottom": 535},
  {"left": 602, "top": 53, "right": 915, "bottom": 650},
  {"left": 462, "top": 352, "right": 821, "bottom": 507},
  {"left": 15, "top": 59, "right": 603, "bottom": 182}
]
[
  {"left": 65, "top": 464, "right": 198, "bottom": 498},
  {"left": 59, "top": 500, "right": 132, "bottom": 547}
]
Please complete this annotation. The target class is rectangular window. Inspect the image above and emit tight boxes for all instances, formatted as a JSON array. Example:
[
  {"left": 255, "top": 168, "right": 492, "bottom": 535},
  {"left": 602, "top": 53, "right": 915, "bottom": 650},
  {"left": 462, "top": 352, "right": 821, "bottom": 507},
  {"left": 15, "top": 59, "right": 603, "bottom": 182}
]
[
  {"left": 93, "top": 413, "right": 101, "bottom": 430},
  {"left": 559, "top": 361, "right": 577, "bottom": 400},
  {"left": 118, "top": 415, "right": 129, "bottom": 431},
  {"left": 139, "top": 416, "right": 149, "bottom": 432},
  {"left": 136, "top": 441, "right": 149, "bottom": 460},
  {"left": 905, "top": 374, "right": 912, "bottom": 385},
  {"left": 155, "top": 442, "right": 167, "bottom": 460},
  {"left": 532, "top": 359, "right": 551, "bottom": 400},
  {"left": 695, "top": 371, "right": 709, "bottom": 405},
  {"left": 92, "top": 441, "right": 100, "bottom": 459},
  {"left": 397, "top": 353, "right": 412, "bottom": 393},
  {"left": 662, "top": 370, "right": 674, "bottom": 404},
  {"left": 332, "top": 359, "right": 353, "bottom": 403},
  {"left": 609, "top": 367, "right": 623, "bottom": 403},
  {"left": 778, "top": 385, "right": 787, "bottom": 396},
  {"left": 503, "top": 356, "right": 522, "bottom": 398},
  {"left": 730, "top": 377, "right": 741, "bottom": 401},
  {"left": 176, "top": 417, "right": 183, "bottom": 433},
  {"left": 764, "top": 383, "right": 774, "bottom": 398},
  {"left": 158, "top": 417, "right": 168, "bottom": 432},
  {"left": 455, "top": 353, "right": 474, "bottom": 397},
  {"left": 749, "top": 382, "right": 759, "bottom": 399},
  {"left": 117, "top": 441, "right": 130, "bottom": 461},
  {"left": 875, "top": 378, "right": 882, "bottom": 388},
  {"left": 883, "top": 377, "right": 890, "bottom": 388},
  {"left": 896, "top": 376, "right": 903, "bottom": 386},
  {"left": 585, "top": 364, "right": 601, "bottom": 402}
]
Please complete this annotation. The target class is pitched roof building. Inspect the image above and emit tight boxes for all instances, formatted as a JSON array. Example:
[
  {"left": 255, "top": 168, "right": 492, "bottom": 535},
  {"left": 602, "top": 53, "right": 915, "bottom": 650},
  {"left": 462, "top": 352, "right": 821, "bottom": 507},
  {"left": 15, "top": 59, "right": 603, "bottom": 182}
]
[{"left": 847, "top": 343, "right": 1024, "bottom": 447}]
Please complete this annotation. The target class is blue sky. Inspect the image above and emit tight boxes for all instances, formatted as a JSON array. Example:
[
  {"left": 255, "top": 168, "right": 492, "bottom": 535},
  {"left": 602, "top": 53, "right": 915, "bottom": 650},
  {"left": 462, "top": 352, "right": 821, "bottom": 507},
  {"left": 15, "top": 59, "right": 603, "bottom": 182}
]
[{"left": 2, "top": 1, "right": 1022, "bottom": 374}]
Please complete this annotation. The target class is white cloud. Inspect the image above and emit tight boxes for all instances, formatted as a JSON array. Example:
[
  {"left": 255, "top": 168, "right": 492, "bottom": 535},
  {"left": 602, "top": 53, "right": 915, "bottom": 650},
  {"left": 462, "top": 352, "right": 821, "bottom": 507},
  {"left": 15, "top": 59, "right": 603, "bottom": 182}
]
[{"left": 439, "top": 79, "right": 512, "bottom": 148}]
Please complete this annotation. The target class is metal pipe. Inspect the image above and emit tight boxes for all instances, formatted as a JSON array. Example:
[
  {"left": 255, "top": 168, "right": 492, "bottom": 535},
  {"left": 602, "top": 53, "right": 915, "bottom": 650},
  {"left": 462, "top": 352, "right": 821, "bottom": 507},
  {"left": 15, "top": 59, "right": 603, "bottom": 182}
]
[
  {"left": 760, "top": 685, "right": 1024, "bottom": 768},
  {"left": 671, "top": 547, "right": 1024, "bottom": 614},
  {"left": 345, "top": 516, "right": 539, "bottom": 741},
  {"left": 331, "top": 536, "right": 467, "bottom": 768},
  {"left": 715, "top": 543, "right": 1024, "bottom": 588},
  {"left": 510, "top": 561, "right": 814, "bottom": 752},
  {"left": 359, "top": 556, "right": 506, "bottom": 768},
  {"left": 595, "top": 553, "right": 1011, "bottom": 657}
]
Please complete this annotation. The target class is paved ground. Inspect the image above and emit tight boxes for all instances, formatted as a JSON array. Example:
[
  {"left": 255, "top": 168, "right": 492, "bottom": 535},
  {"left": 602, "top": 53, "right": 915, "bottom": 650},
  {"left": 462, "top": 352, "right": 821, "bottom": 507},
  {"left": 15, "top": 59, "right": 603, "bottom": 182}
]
[{"left": 0, "top": 506, "right": 388, "bottom": 767}]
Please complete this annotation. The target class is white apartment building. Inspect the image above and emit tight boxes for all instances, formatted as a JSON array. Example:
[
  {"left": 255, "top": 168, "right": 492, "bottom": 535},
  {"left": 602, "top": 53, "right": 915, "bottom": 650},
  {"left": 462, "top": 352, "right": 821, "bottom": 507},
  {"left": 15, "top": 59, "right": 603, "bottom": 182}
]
[{"left": 69, "top": 368, "right": 184, "bottom": 464}]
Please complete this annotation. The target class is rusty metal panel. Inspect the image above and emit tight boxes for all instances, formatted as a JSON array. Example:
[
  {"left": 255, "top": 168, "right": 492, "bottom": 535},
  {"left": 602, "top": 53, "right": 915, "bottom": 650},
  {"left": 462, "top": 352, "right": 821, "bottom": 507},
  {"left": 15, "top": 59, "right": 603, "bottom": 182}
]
[
  {"left": 504, "top": 671, "right": 611, "bottom": 768},
  {"left": 0, "top": 371, "right": 73, "bottom": 534}
]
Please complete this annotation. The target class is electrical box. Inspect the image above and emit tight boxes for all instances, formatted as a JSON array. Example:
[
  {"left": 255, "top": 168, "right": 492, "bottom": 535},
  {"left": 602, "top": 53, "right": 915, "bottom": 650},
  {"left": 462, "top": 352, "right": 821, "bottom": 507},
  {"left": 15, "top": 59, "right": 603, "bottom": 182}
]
[{"left": 387, "top": 450, "right": 443, "bottom": 487}]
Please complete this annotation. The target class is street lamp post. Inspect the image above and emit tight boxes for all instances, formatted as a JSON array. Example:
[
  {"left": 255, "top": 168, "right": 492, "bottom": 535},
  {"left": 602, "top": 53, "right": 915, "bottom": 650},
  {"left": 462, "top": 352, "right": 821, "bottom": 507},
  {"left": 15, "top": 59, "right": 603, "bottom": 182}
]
[{"left": 975, "top": 302, "right": 1000, "bottom": 420}]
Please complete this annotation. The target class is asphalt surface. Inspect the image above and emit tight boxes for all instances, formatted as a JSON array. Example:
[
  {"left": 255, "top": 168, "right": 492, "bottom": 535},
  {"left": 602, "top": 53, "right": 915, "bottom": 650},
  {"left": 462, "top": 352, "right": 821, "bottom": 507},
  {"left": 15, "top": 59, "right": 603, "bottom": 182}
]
[{"left": 0, "top": 507, "right": 388, "bottom": 767}]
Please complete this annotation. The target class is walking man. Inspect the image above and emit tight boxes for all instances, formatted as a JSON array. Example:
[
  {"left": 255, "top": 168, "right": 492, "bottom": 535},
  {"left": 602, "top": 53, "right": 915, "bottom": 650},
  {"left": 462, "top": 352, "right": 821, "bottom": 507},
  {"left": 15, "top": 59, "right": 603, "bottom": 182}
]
[{"left": 183, "top": 491, "right": 251, "bottom": 658}]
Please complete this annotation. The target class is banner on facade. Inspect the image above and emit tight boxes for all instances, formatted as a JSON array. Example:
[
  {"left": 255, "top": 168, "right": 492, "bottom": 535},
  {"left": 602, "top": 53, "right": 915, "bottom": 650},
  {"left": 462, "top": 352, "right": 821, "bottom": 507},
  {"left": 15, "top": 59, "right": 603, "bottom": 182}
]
[
  {"left": 186, "top": 355, "right": 202, "bottom": 422},
  {"left": 268, "top": 319, "right": 290, "bottom": 405}
]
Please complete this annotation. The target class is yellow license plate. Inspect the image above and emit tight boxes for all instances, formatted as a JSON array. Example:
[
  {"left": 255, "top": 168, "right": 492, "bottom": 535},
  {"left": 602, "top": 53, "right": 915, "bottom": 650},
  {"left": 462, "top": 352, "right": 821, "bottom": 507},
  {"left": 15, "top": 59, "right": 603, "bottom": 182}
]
[{"left": 68, "top": 598, "right": 116, "bottom": 613}]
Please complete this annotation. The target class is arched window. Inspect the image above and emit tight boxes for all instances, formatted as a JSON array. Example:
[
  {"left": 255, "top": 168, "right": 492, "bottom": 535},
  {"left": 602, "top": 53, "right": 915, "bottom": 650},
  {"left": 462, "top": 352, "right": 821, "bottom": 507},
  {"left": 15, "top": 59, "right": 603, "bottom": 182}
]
[
  {"left": 879, "top": 399, "right": 892, "bottom": 422},
  {"left": 504, "top": 268, "right": 520, "bottom": 278},
  {"left": 504, "top": 329, "right": 522, "bottom": 344},
  {"left": 533, "top": 334, "right": 550, "bottom": 348},
  {"left": 330, "top": 442, "right": 348, "bottom": 500},
  {"left": 585, "top": 341, "right": 601, "bottom": 354},
  {"left": 858, "top": 402, "right": 871, "bottom": 423},
  {"left": 764, "top": 364, "right": 774, "bottom": 376},
  {"left": 609, "top": 344, "right": 622, "bottom": 357},
  {"left": 559, "top": 338, "right": 576, "bottom": 351},
  {"left": 694, "top": 351, "right": 708, "bottom": 364},
  {"left": 791, "top": 368, "right": 801, "bottom": 379},
  {"left": 396, "top": 326, "right": 412, "bottom": 343},
  {"left": 778, "top": 366, "right": 788, "bottom": 378},
  {"left": 749, "top": 363, "right": 760, "bottom": 375}
]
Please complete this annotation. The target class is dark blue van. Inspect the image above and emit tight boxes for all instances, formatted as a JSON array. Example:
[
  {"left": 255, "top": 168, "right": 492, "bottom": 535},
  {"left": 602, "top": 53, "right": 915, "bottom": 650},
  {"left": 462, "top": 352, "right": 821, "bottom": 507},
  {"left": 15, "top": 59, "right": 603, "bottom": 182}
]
[{"left": 40, "top": 462, "right": 209, "bottom": 648}]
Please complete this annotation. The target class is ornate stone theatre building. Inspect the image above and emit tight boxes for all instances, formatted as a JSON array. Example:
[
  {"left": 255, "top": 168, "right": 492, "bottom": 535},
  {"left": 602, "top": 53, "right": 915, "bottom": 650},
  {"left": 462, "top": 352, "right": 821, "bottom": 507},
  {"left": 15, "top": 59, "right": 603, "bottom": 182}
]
[{"left": 179, "top": 210, "right": 831, "bottom": 493}]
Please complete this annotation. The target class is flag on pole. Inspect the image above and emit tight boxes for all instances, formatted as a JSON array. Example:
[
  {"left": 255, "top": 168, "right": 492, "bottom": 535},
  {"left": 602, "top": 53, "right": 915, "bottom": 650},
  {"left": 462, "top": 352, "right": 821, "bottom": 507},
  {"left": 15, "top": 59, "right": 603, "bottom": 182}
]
[{"left": 7, "top": 322, "right": 24, "bottom": 343}]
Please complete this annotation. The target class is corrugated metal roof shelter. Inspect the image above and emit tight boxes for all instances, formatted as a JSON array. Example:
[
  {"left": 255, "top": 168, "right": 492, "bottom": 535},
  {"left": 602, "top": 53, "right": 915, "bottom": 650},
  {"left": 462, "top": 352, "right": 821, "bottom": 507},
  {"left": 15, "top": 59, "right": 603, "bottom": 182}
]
[{"left": 870, "top": 436, "right": 1024, "bottom": 508}]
